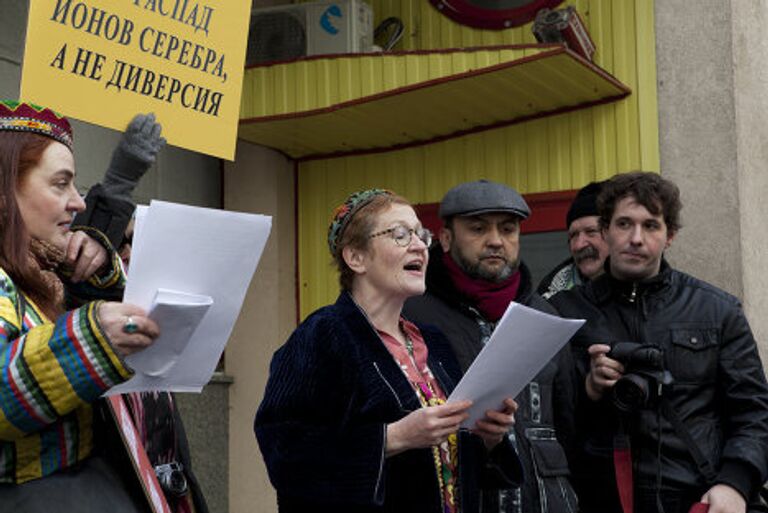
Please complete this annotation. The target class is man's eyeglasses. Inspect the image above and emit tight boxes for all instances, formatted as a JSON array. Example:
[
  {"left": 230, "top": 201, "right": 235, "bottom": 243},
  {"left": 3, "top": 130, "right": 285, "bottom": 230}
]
[{"left": 369, "top": 225, "right": 432, "bottom": 248}]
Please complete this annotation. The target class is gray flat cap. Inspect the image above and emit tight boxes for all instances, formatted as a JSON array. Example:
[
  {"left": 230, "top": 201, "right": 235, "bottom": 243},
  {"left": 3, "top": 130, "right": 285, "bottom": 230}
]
[{"left": 439, "top": 179, "right": 530, "bottom": 219}]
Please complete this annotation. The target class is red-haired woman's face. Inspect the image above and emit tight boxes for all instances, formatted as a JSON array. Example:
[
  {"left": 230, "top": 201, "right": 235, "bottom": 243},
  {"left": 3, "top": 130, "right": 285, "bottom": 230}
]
[
  {"left": 16, "top": 141, "right": 85, "bottom": 250},
  {"left": 349, "top": 204, "right": 429, "bottom": 301}
]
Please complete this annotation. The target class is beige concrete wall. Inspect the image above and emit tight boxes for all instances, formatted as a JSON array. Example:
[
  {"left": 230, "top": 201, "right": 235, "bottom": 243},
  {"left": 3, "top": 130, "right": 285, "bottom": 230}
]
[
  {"left": 0, "top": 1, "right": 25, "bottom": 98},
  {"left": 176, "top": 375, "right": 233, "bottom": 513},
  {"left": 655, "top": 1, "right": 768, "bottom": 360},
  {"left": 729, "top": 2, "right": 768, "bottom": 362},
  {"left": 224, "top": 140, "right": 295, "bottom": 513},
  {"left": 655, "top": 0, "right": 742, "bottom": 296}
]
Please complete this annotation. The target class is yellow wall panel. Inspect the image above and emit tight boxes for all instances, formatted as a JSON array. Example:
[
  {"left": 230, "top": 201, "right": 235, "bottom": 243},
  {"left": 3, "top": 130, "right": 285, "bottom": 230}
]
[
  {"left": 634, "top": 0, "right": 660, "bottom": 171},
  {"left": 525, "top": 118, "right": 551, "bottom": 191},
  {"left": 297, "top": 0, "right": 660, "bottom": 316},
  {"left": 569, "top": 109, "right": 596, "bottom": 182},
  {"left": 241, "top": 46, "right": 539, "bottom": 118}
]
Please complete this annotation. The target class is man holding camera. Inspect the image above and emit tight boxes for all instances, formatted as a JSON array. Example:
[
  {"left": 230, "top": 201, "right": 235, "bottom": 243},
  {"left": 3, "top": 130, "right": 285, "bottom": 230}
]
[{"left": 550, "top": 172, "right": 768, "bottom": 513}]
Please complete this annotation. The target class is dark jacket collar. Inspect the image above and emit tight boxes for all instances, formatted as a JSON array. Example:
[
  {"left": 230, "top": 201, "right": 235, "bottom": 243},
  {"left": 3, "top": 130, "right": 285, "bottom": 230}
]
[
  {"left": 590, "top": 258, "right": 673, "bottom": 304},
  {"left": 333, "top": 292, "right": 398, "bottom": 358},
  {"left": 332, "top": 291, "right": 458, "bottom": 409},
  {"left": 424, "top": 244, "right": 537, "bottom": 309}
]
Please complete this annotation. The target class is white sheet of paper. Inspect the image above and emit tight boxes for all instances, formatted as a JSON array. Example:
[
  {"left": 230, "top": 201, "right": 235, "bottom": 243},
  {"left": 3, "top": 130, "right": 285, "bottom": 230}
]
[
  {"left": 447, "top": 302, "right": 584, "bottom": 428},
  {"left": 125, "top": 289, "right": 213, "bottom": 377},
  {"left": 106, "top": 200, "right": 272, "bottom": 394}
]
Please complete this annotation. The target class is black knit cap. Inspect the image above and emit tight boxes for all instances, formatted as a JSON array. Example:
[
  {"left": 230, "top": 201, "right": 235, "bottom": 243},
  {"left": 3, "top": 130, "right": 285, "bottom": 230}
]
[{"left": 566, "top": 181, "right": 604, "bottom": 227}]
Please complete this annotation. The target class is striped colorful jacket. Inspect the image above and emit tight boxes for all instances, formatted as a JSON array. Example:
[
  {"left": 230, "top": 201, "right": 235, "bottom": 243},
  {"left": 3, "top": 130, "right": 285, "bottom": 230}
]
[{"left": 0, "top": 266, "right": 132, "bottom": 483}]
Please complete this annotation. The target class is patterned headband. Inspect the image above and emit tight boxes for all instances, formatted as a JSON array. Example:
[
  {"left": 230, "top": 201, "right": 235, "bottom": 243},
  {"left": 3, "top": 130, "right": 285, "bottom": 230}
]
[
  {"left": 0, "top": 100, "right": 73, "bottom": 150},
  {"left": 327, "top": 189, "right": 393, "bottom": 255}
]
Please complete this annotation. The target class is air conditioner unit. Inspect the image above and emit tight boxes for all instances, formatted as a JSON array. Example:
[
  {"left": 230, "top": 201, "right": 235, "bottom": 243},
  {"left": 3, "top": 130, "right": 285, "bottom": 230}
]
[{"left": 247, "top": 0, "right": 374, "bottom": 66}]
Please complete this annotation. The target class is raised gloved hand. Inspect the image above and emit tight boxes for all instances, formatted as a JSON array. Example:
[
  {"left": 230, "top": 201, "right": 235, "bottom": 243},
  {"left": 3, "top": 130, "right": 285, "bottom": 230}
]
[{"left": 102, "top": 113, "right": 166, "bottom": 202}]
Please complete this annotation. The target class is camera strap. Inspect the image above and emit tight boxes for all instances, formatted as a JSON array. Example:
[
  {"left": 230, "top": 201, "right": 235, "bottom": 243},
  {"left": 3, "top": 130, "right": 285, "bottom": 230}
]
[
  {"left": 660, "top": 400, "right": 718, "bottom": 484},
  {"left": 614, "top": 431, "right": 635, "bottom": 513},
  {"left": 613, "top": 401, "right": 718, "bottom": 513}
]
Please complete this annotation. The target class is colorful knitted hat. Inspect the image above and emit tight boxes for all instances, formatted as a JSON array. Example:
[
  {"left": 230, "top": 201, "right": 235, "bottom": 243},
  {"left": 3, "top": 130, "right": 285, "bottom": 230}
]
[
  {"left": 327, "top": 189, "right": 392, "bottom": 255},
  {"left": 0, "top": 100, "right": 73, "bottom": 150}
]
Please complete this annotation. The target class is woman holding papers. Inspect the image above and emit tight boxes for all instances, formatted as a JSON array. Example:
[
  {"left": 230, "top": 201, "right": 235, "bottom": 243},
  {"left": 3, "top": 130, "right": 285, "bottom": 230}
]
[
  {"left": 255, "top": 189, "right": 522, "bottom": 513},
  {"left": 0, "top": 101, "right": 159, "bottom": 511}
]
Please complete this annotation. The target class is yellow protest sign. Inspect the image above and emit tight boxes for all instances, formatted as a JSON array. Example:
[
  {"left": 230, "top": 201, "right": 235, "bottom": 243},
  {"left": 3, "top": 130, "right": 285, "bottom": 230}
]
[{"left": 21, "top": 0, "right": 250, "bottom": 160}]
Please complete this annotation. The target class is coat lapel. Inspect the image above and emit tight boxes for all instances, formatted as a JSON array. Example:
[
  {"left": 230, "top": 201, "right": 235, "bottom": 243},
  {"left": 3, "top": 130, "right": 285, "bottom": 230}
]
[{"left": 335, "top": 293, "right": 423, "bottom": 412}]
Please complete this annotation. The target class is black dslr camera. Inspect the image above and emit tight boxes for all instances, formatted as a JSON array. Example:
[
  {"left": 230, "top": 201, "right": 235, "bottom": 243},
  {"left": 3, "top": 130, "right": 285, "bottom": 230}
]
[{"left": 607, "top": 342, "right": 673, "bottom": 413}]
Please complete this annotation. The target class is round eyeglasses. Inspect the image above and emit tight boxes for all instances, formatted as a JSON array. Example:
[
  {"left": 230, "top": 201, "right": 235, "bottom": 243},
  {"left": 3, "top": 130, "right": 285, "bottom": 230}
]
[{"left": 369, "top": 225, "right": 433, "bottom": 248}]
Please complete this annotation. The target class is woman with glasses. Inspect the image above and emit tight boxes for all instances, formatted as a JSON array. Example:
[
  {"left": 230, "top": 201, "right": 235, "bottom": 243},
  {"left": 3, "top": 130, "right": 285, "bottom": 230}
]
[{"left": 255, "top": 189, "right": 522, "bottom": 513}]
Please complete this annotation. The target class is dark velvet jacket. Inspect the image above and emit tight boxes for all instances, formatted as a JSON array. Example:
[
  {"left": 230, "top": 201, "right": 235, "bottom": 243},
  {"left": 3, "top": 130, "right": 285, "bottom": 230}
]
[
  {"left": 255, "top": 292, "right": 523, "bottom": 513},
  {"left": 550, "top": 260, "right": 768, "bottom": 513},
  {"left": 403, "top": 246, "right": 578, "bottom": 513}
]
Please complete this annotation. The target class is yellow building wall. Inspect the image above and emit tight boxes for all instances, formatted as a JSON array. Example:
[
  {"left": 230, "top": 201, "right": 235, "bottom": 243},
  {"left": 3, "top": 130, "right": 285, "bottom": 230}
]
[
  {"left": 242, "top": 46, "right": 548, "bottom": 119},
  {"left": 298, "top": 0, "right": 659, "bottom": 317}
]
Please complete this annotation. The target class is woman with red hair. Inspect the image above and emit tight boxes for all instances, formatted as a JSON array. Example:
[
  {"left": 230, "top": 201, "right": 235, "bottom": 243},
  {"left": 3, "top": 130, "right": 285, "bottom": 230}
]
[
  {"left": 256, "top": 189, "right": 522, "bottom": 512},
  {"left": 0, "top": 100, "right": 159, "bottom": 511}
]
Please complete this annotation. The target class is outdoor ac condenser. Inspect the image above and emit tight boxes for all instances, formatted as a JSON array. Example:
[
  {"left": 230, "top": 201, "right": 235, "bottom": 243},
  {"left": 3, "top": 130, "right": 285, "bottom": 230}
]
[{"left": 246, "top": 0, "right": 374, "bottom": 66}]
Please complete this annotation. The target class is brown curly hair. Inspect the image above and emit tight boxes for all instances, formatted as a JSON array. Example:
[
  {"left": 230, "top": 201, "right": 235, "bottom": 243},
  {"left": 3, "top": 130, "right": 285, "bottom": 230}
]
[{"left": 598, "top": 171, "right": 682, "bottom": 234}]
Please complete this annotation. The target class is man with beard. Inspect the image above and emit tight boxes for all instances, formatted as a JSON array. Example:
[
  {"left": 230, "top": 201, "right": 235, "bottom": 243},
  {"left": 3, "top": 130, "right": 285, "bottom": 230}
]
[
  {"left": 538, "top": 181, "right": 608, "bottom": 299},
  {"left": 404, "top": 180, "right": 578, "bottom": 513}
]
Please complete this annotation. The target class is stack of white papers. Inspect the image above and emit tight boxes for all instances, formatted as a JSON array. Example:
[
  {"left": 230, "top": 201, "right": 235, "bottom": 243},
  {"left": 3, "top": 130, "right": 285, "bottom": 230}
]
[
  {"left": 448, "top": 302, "right": 584, "bottom": 427},
  {"left": 106, "top": 200, "right": 272, "bottom": 394}
]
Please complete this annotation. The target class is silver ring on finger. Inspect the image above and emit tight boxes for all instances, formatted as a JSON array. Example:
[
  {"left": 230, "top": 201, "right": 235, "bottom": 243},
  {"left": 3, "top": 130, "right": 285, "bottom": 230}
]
[{"left": 123, "top": 316, "right": 139, "bottom": 334}]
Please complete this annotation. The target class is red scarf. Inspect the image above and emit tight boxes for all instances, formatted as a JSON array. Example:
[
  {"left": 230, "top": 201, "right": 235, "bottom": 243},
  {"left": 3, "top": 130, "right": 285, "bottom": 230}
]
[{"left": 442, "top": 251, "right": 520, "bottom": 322}]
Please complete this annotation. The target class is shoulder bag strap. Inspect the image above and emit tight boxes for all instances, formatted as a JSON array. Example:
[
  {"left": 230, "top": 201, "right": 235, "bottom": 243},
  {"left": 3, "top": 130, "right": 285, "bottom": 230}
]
[{"left": 660, "top": 399, "right": 718, "bottom": 484}]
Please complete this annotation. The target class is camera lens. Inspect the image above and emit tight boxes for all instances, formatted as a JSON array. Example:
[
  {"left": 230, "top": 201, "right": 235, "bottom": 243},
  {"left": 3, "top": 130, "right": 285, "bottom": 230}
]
[
  {"left": 168, "top": 470, "right": 188, "bottom": 496},
  {"left": 613, "top": 374, "right": 650, "bottom": 413}
]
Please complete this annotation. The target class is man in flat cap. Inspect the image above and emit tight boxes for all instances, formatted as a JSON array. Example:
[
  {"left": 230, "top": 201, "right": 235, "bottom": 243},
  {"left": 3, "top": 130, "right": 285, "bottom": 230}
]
[
  {"left": 538, "top": 181, "right": 608, "bottom": 299},
  {"left": 404, "top": 179, "right": 578, "bottom": 513}
]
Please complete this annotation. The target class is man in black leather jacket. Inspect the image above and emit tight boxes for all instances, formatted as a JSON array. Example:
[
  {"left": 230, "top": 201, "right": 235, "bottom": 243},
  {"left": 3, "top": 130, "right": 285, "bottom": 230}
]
[
  {"left": 550, "top": 171, "right": 768, "bottom": 513},
  {"left": 404, "top": 180, "right": 578, "bottom": 513}
]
